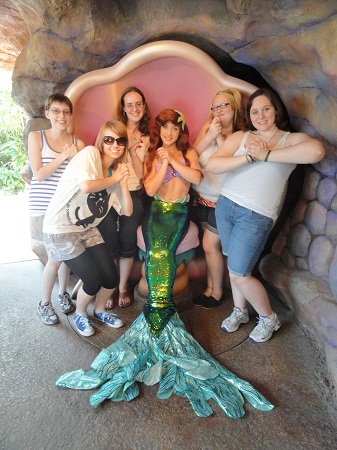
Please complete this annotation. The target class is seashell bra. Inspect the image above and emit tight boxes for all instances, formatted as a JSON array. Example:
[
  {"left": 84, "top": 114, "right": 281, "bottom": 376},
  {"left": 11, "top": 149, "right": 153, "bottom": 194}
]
[{"left": 156, "top": 158, "right": 186, "bottom": 184}]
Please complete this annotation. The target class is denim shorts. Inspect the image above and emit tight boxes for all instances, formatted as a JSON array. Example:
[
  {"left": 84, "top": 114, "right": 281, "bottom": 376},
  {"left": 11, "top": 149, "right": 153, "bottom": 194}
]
[
  {"left": 196, "top": 204, "right": 218, "bottom": 234},
  {"left": 215, "top": 195, "right": 273, "bottom": 277}
]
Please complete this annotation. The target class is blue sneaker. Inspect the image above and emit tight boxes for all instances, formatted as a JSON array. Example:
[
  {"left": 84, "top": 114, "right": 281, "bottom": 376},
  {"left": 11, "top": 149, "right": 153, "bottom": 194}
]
[
  {"left": 94, "top": 310, "right": 123, "bottom": 328},
  {"left": 73, "top": 313, "right": 95, "bottom": 336}
]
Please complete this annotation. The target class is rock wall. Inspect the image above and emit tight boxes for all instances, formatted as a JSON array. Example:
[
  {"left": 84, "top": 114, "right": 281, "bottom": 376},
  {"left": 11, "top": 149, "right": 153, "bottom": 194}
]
[{"left": 2, "top": 0, "right": 337, "bottom": 391}]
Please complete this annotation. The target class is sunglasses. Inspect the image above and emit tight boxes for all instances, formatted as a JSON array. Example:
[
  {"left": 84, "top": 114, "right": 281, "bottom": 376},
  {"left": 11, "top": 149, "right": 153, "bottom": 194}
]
[{"left": 103, "top": 136, "right": 127, "bottom": 146}]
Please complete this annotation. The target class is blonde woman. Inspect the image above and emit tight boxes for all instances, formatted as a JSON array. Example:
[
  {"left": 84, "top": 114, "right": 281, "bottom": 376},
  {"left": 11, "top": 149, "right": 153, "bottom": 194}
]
[
  {"left": 43, "top": 120, "right": 132, "bottom": 336},
  {"left": 192, "top": 88, "right": 244, "bottom": 308}
]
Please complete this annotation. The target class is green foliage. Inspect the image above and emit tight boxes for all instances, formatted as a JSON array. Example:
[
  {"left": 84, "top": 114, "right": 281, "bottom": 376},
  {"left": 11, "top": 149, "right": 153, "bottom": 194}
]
[{"left": 0, "top": 78, "right": 28, "bottom": 194}]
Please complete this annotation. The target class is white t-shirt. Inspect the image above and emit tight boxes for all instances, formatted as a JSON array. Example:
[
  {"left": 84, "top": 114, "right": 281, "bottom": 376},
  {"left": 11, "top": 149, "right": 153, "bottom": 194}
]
[{"left": 43, "top": 146, "right": 123, "bottom": 234}]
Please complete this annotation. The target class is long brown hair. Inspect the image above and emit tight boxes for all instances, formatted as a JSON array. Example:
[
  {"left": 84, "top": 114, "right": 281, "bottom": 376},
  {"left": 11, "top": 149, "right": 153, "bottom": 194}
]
[
  {"left": 143, "top": 109, "right": 190, "bottom": 184},
  {"left": 94, "top": 120, "right": 128, "bottom": 168},
  {"left": 116, "top": 86, "right": 151, "bottom": 136}
]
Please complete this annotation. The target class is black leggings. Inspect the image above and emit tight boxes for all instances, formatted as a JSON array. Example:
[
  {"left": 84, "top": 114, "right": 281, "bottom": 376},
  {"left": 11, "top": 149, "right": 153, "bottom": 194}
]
[{"left": 64, "top": 244, "right": 118, "bottom": 296}]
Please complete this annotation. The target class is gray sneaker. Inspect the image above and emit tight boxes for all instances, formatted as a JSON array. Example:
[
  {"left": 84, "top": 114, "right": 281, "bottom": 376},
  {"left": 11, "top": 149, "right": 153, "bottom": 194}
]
[
  {"left": 37, "top": 301, "right": 60, "bottom": 325},
  {"left": 58, "top": 292, "right": 75, "bottom": 314},
  {"left": 249, "top": 312, "right": 281, "bottom": 343},
  {"left": 221, "top": 307, "right": 249, "bottom": 332}
]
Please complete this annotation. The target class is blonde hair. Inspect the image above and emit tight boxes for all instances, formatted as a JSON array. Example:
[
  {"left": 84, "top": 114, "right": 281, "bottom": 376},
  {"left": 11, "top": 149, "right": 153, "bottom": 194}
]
[
  {"left": 211, "top": 88, "right": 244, "bottom": 132},
  {"left": 94, "top": 120, "right": 128, "bottom": 167}
]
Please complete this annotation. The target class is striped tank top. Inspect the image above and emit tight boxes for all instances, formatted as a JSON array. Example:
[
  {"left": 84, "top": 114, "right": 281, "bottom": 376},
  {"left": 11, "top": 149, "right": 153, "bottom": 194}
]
[{"left": 28, "top": 130, "right": 77, "bottom": 216}]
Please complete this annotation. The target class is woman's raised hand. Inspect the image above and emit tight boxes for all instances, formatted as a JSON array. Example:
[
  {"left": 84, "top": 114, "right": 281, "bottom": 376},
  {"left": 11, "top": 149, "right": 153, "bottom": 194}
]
[
  {"left": 208, "top": 117, "right": 222, "bottom": 139},
  {"left": 157, "top": 147, "right": 171, "bottom": 163},
  {"left": 62, "top": 143, "right": 78, "bottom": 160},
  {"left": 115, "top": 163, "right": 130, "bottom": 185},
  {"left": 247, "top": 138, "right": 269, "bottom": 161}
]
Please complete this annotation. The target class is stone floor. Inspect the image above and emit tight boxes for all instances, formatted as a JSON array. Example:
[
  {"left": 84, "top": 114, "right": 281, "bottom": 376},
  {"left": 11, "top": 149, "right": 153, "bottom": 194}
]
[{"left": 1, "top": 255, "right": 337, "bottom": 450}]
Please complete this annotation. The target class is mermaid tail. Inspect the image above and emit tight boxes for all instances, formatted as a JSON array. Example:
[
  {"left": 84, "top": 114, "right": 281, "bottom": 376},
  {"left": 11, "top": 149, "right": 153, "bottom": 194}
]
[
  {"left": 56, "top": 313, "right": 273, "bottom": 416},
  {"left": 56, "top": 197, "right": 274, "bottom": 416},
  {"left": 142, "top": 199, "right": 189, "bottom": 337}
]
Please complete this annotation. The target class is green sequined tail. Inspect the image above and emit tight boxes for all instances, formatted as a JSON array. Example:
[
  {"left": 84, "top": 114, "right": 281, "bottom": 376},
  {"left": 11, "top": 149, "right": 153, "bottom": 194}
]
[{"left": 142, "top": 199, "right": 189, "bottom": 337}]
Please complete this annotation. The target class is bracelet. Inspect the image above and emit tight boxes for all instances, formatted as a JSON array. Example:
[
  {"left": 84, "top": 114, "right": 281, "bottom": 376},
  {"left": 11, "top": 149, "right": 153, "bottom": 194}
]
[
  {"left": 245, "top": 153, "right": 254, "bottom": 164},
  {"left": 264, "top": 150, "right": 271, "bottom": 162}
]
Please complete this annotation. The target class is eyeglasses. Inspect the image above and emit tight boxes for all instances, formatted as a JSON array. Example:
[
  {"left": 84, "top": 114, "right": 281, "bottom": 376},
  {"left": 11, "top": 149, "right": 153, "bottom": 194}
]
[
  {"left": 210, "top": 102, "right": 230, "bottom": 112},
  {"left": 48, "top": 108, "right": 71, "bottom": 116},
  {"left": 124, "top": 101, "right": 143, "bottom": 110},
  {"left": 103, "top": 136, "right": 127, "bottom": 146}
]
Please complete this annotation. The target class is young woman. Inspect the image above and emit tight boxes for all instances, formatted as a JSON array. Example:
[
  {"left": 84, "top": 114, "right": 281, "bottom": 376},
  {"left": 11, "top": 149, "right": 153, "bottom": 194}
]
[
  {"left": 56, "top": 110, "right": 274, "bottom": 418},
  {"left": 207, "top": 88, "right": 324, "bottom": 342},
  {"left": 28, "top": 93, "right": 85, "bottom": 325},
  {"left": 43, "top": 120, "right": 133, "bottom": 337},
  {"left": 141, "top": 108, "right": 202, "bottom": 335},
  {"left": 98, "top": 86, "right": 151, "bottom": 308},
  {"left": 192, "top": 88, "right": 244, "bottom": 309}
]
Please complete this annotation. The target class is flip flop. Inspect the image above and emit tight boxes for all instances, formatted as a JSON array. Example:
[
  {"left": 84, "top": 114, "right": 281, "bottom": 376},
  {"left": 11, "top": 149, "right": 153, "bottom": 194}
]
[{"left": 118, "top": 292, "right": 131, "bottom": 308}]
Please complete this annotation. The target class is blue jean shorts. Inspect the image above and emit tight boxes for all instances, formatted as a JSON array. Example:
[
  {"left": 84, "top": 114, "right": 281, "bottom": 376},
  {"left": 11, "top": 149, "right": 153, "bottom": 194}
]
[{"left": 215, "top": 195, "right": 273, "bottom": 277}]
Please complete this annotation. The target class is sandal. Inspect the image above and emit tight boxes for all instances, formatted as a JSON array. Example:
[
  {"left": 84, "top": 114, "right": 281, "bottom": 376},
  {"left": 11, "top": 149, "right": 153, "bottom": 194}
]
[{"left": 118, "top": 292, "right": 131, "bottom": 308}]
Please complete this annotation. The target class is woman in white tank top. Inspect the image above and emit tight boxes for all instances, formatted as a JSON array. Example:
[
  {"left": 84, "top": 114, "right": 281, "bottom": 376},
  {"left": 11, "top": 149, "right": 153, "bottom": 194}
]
[
  {"left": 28, "top": 93, "right": 85, "bottom": 326},
  {"left": 206, "top": 88, "right": 324, "bottom": 343}
]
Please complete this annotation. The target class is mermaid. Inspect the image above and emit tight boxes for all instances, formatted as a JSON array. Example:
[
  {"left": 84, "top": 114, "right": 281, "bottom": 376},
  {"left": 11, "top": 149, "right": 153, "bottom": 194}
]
[{"left": 56, "top": 109, "right": 274, "bottom": 418}]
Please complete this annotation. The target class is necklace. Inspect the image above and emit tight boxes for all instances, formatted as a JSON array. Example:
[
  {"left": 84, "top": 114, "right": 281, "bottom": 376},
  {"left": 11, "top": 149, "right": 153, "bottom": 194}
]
[{"left": 257, "top": 126, "right": 278, "bottom": 144}]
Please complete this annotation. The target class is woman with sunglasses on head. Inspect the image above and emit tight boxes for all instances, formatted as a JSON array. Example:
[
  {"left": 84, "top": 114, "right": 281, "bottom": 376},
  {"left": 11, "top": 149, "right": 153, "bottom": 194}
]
[
  {"left": 98, "top": 86, "right": 151, "bottom": 309},
  {"left": 206, "top": 88, "right": 324, "bottom": 342},
  {"left": 43, "top": 120, "right": 132, "bottom": 337},
  {"left": 191, "top": 88, "right": 244, "bottom": 309},
  {"left": 56, "top": 109, "right": 274, "bottom": 418},
  {"left": 28, "top": 93, "right": 85, "bottom": 326}
]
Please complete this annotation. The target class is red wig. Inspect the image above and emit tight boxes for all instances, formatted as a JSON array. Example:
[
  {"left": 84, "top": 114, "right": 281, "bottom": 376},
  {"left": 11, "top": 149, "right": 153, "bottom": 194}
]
[{"left": 143, "top": 109, "right": 190, "bottom": 182}]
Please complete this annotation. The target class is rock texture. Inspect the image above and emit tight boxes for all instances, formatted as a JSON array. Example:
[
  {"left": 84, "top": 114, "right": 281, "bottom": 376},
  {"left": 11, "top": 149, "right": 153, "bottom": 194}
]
[
  {"left": 1, "top": 0, "right": 337, "bottom": 393},
  {"left": 0, "top": 0, "right": 29, "bottom": 71}
]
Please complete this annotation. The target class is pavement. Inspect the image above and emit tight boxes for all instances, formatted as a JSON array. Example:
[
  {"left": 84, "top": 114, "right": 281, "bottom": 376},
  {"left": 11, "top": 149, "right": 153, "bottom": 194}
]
[{"left": 1, "top": 192, "right": 337, "bottom": 450}]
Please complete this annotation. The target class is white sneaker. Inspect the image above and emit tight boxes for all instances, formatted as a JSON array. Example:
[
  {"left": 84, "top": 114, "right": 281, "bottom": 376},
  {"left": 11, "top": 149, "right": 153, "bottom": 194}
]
[
  {"left": 37, "top": 301, "right": 60, "bottom": 325},
  {"left": 249, "top": 312, "right": 281, "bottom": 343},
  {"left": 58, "top": 292, "right": 75, "bottom": 314},
  {"left": 221, "top": 307, "right": 249, "bottom": 332}
]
